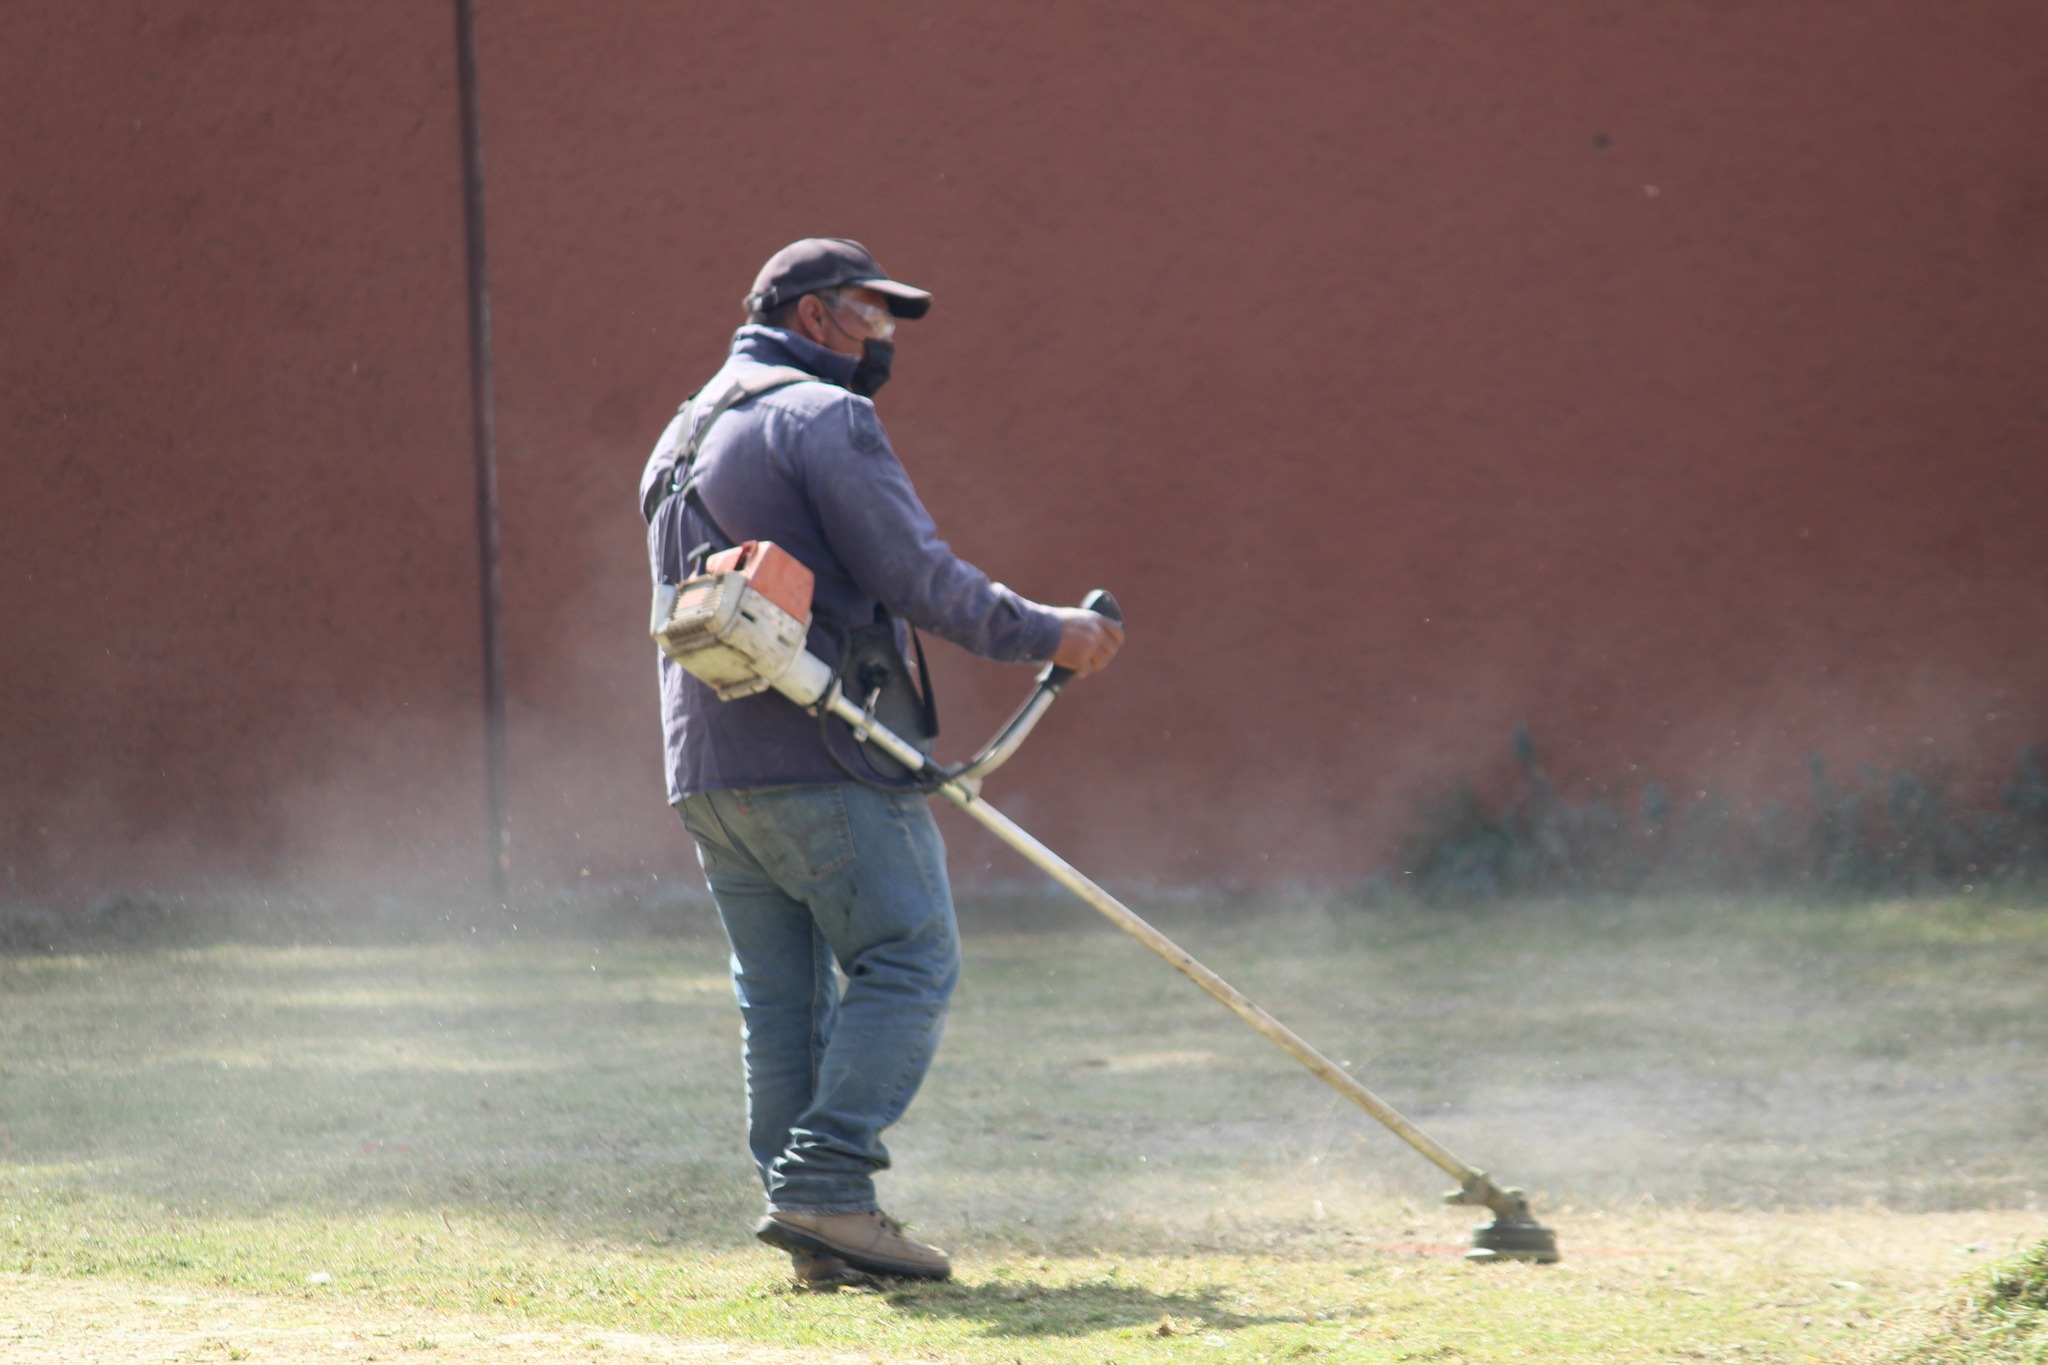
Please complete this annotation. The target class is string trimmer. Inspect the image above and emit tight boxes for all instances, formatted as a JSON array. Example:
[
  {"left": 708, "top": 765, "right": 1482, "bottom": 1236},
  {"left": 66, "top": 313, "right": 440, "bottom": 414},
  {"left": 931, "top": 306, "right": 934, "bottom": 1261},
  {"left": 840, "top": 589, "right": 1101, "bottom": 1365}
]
[{"left": 652, "top": 540, "right": 1560, "bottom": 1264}]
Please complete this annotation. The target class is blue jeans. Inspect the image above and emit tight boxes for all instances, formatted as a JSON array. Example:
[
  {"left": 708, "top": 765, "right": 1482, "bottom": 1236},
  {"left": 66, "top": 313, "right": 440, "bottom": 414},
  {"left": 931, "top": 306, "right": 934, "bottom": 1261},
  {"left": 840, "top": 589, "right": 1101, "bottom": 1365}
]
[{"left": 676, "top": 783, "right": 960, "bottom": 1214}]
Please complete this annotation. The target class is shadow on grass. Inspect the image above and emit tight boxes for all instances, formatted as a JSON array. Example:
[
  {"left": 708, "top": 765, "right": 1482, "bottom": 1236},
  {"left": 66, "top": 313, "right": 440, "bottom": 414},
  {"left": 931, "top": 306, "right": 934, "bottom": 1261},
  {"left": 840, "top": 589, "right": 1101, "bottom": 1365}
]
[{"left": 879, "top": 1275, "right": 1283, "bottom": 1338}]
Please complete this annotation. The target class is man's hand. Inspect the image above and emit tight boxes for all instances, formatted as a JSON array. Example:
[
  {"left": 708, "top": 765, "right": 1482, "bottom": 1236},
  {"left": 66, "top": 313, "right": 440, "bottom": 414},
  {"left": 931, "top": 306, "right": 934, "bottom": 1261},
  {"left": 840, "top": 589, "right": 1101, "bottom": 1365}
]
[{"left": 1050, "top": 607, "right": 1125, "bottom": 678}]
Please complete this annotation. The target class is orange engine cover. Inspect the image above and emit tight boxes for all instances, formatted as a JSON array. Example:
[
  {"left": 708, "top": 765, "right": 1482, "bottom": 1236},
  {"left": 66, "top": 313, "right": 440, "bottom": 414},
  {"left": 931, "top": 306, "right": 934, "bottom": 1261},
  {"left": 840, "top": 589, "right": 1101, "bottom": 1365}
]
[{"left": 704, "top": 540, "right": 815, "bottom": 622}]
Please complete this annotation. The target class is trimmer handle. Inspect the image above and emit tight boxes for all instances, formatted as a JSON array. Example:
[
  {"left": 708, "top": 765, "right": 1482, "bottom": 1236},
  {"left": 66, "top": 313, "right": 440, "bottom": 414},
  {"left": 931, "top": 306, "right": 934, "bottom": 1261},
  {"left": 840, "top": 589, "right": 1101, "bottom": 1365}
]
[{"left": 1042, "top": 589, "right": 1123, "bottom": 689}]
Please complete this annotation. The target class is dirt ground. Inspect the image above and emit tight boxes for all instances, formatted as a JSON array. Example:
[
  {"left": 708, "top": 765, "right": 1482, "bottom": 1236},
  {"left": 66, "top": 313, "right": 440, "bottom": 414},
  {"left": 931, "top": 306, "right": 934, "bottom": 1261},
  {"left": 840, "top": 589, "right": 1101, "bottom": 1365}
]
[{"left": 0, "top": 1271, "right": 869, "bottom": 1364}]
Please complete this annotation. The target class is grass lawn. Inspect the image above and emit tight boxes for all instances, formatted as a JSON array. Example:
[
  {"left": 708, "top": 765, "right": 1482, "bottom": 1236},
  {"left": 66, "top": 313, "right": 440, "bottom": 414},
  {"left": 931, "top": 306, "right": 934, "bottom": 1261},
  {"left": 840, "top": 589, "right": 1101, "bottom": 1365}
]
[{"left": 2, "top": 893, "right": 2043, "bottom": 1362}]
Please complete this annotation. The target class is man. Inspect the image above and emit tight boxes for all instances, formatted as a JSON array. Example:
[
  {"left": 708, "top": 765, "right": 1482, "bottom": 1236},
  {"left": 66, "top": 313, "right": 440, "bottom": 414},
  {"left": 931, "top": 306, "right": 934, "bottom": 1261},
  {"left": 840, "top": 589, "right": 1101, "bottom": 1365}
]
[{"left": 642, "top": 239, "right": 1122, "bottom": 1288}]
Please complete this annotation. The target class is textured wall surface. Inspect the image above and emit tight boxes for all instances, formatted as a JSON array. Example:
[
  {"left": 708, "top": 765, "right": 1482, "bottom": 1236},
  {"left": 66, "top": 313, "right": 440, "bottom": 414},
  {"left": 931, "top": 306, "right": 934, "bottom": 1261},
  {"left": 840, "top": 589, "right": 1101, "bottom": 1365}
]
[
  {"left": 6, "top": 2, "right": 2046, "bottom": 902},
  {"left": 1, "top": 3, "right": 484, "bottom": 898}
]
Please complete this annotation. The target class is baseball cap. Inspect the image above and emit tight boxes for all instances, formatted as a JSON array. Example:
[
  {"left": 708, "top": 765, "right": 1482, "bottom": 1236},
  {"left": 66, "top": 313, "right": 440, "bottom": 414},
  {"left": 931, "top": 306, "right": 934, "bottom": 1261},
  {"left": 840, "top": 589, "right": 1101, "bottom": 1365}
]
[{"left": 745, "top": 238, "right": 933, "bottom": 320}]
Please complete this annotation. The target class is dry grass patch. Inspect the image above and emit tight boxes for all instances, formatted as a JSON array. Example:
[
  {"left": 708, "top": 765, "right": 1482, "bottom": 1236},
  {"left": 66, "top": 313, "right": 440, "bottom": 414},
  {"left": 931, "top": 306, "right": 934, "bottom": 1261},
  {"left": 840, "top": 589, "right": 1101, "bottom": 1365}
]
[{"left": 3, "top": 893, "right": 2043, "bottom": 1361}]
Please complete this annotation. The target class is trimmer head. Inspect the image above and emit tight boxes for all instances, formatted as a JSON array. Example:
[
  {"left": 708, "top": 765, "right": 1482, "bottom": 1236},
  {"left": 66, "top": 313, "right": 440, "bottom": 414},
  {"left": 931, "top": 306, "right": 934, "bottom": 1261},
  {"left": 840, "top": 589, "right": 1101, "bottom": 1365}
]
[
  {"left": 1465, "top": 1212, "right": 1562, "bottom": 1263},
  {"left": 1445, "top": 1177, "right": 1562, "bottom": 1264}
]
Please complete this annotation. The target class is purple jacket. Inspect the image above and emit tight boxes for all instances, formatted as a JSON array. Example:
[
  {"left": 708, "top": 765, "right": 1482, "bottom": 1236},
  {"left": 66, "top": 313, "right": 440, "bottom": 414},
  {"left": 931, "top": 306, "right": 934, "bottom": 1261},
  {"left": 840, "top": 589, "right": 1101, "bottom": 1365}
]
[{"left": 646, "top": 325, "right": 1065, "bottom": 801}]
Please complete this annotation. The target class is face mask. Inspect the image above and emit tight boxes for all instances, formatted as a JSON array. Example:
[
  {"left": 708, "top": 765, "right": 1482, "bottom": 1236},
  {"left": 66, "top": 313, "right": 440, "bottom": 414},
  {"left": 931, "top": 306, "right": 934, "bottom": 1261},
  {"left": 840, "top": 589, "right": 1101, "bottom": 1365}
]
[{"left": 847, "top": 339, "right": 893, "bottom": 398}]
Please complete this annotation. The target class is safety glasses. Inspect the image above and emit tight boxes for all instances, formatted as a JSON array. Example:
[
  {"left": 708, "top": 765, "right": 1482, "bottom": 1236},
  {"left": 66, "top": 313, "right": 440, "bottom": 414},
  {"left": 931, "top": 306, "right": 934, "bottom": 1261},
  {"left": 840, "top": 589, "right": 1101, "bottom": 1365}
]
[{"left": 823, "top": 291, "right": 897, "bottom": 341}]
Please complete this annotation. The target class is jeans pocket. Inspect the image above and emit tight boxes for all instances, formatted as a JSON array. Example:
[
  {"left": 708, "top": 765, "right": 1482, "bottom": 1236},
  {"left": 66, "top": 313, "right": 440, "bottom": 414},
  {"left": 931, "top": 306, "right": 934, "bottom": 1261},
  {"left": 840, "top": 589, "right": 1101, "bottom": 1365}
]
[{"left": 727, "top": 785, "right": 858, "bottom": 882}]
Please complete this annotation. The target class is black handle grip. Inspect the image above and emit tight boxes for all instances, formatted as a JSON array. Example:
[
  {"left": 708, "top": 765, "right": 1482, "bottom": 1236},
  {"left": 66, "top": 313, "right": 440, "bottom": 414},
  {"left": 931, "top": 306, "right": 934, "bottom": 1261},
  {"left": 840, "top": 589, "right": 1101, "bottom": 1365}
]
[
  {"left": 1078, "top": 588, "right": 1123, "bottom": 625},
  {"left": 1043, "top": 589, "right": 1123, "bottom": 689}
]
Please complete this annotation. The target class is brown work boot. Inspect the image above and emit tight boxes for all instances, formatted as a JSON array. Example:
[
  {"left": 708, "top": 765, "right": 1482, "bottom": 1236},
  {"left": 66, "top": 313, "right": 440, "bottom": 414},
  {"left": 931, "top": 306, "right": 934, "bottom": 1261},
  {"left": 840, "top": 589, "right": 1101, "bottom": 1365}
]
[
  {"left": 789, "top": 1250, "right": 875, "bottom": 1291},
  {"left": 755, "top": 1209, "right": 952, "bottom": 1281}
]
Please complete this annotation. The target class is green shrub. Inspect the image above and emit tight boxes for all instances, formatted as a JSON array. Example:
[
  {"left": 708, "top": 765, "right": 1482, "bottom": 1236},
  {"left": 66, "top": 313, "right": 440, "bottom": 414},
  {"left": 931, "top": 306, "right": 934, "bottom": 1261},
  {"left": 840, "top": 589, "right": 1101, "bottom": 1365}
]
[{"left": 1396, "top": 731, "right": 2048, "bottom": 903}]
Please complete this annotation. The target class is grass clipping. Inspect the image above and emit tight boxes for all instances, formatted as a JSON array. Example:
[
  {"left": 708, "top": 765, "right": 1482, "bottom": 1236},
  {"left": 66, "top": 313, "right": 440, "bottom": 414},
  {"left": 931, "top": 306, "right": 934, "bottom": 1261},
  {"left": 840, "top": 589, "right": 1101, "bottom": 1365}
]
[{"left": 1879, "top": 1240, "right": 2048, "bottom": 1363}]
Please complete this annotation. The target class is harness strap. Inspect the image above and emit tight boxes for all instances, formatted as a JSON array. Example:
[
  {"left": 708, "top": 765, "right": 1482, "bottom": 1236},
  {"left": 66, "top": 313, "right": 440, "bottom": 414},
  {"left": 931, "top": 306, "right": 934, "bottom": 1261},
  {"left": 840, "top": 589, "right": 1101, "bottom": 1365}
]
[{"left": 638, "top": 365, "right": 810, "bottom": 526}]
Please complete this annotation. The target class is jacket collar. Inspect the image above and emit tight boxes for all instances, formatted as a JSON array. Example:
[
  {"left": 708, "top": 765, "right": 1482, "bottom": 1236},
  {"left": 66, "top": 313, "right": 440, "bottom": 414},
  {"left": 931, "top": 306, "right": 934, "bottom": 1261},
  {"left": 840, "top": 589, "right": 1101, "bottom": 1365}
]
[{"left": 731, "top": 324, "right": 859, "bottom": 388}]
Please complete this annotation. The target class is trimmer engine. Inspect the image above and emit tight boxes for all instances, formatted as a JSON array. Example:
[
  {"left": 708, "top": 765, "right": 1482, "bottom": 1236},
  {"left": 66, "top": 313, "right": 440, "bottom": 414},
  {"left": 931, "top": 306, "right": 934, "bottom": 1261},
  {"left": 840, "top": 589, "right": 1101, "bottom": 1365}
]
[{"left": 651, "top": 541, "right": 831, "bottom": 706}]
